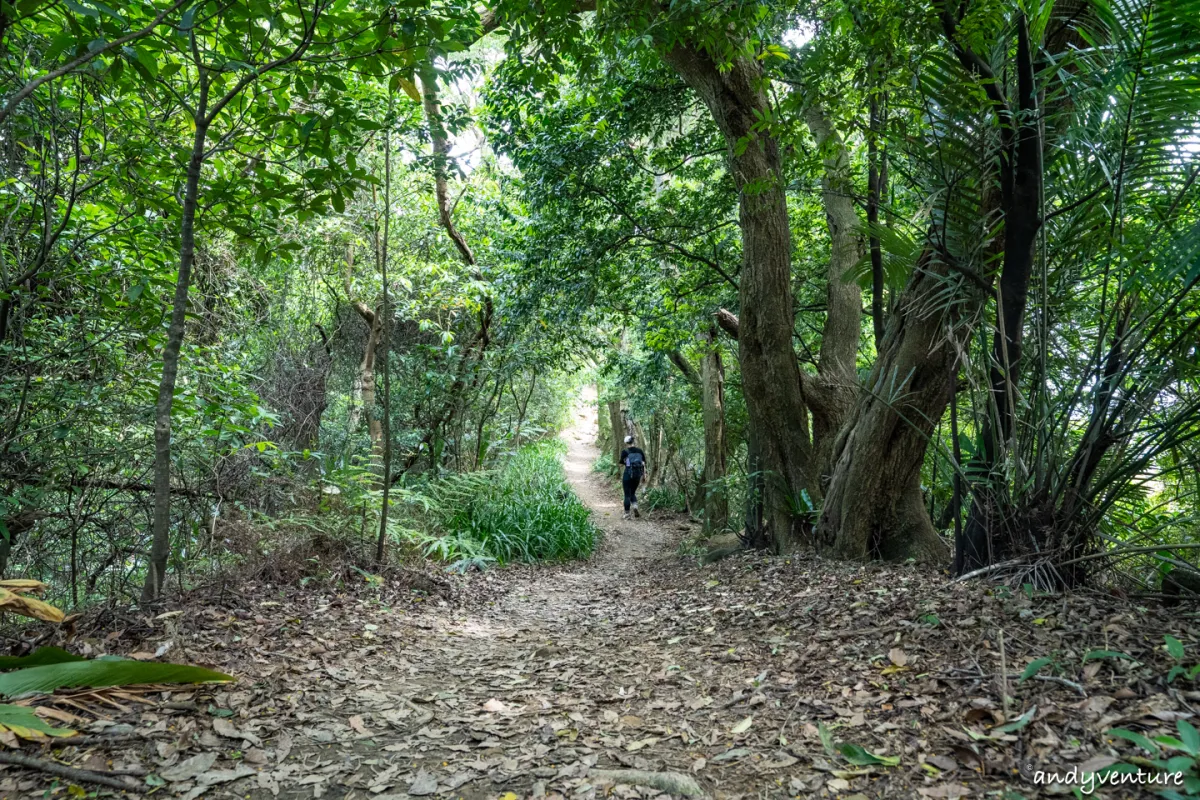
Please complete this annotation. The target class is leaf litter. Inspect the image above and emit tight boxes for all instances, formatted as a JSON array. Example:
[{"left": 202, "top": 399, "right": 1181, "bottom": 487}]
[{"left": 2, "top": 429, "right": 1199, "bottom": 798}]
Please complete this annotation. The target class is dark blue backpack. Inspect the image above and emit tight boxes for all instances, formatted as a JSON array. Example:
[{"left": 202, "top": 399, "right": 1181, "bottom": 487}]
[{"left": 626, "top": 450, "right": 645, "bottom": 478}]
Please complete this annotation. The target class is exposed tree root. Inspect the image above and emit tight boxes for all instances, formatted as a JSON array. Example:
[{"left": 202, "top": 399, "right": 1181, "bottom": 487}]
[
  {"left": 588, "top": 772, "right": 700, "bottom": 796},
  {"left": 590, "top": 768, "right": 707, "bottom": 797},
  {"left": 0, "top": 751, "right": 141, "bottom": 792}
]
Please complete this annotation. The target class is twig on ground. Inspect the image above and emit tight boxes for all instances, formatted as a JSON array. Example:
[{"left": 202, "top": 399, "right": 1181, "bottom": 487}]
[
  {"left": 947, "top": 559, "right": 1026, "bottom": 585},
  {"left": 403, "top": 698, "right": 434, "bottom": 726},
  {"left": 1169, "top": 687, "right": 1199, "bottom": 716},
  {"left": 777, "top": 698, "right": 802, "bottom": 744},
  {"left": 940, "top": 669, "right": 1086, "bottom": 697},
  {"left": 951, "top": 544, "right": 1200, "bottom": 587},
  {"left": 1033, "top": 674, "right": 1086, "bottom": 697},
  {"left": 54, "top": 733, "right": 148, "bottom": 746},
  {"left": 158, "top": 701, "right": 200, "bottom": 712},
  {"left": 0, "top": 751, "right": 141, "bottom": 791},
  {"left": 999, "top": 628, "right": 1011, "bottom": 716}
]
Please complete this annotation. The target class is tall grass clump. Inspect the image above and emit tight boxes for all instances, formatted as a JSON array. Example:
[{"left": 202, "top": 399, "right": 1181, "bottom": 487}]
[
  {"left": 433, "top": 442, "right": 598, "bottom": 563},
  {"left": 642, "top": 485, "right": 688, "bottom": 513}
]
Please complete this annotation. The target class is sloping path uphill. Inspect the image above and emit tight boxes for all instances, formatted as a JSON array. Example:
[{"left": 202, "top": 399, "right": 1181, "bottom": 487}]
[{"left": 8, "top": 397, "right": 1196, "bottom": 799}]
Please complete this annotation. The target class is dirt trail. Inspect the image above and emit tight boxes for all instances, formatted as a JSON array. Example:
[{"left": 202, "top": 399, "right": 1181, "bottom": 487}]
[
  {"left": 15, "top": 395, "right": 1187, "bottom": 800},
  {"left": 232, "top": 395, "right": 733, "bottom": 800},
  {"left": 561, "top": 390, "right": 668, "bottom": 563},
  {"left": 496, "top": 389, "right": 674, "bottom": 625}
]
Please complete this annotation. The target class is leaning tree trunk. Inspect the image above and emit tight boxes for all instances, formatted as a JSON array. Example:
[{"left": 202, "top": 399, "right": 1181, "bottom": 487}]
[
  {"left": 803, "top": 106, "right": 865, "bottom": 483},
  {"left": 661, "top": 43, "right": 819, "bottom": 548},
  {"left": 947, "top": 13, "right": 1044, "bottom": 573},
  {"left": 699, "top": 329, "right": 728, "bottom": 532},
  {"left": 401, "top": 62, "right": 496, "bottom": 476},
  {"left": 816, "top": 254, "right": 962, "bottom": 563},
  {"left": 143, "top": 110, "right": 209, "bottom": 603}
]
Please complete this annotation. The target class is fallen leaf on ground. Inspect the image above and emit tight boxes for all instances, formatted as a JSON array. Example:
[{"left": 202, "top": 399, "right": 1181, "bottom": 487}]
[
  {"left": 160, "top": 752, "right": 218, "bottom": 782},
  {"left": 408, "top": 769, "right": 438, "bottom": 796}
]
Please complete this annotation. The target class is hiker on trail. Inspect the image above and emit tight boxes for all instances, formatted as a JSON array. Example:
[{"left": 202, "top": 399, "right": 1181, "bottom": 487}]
[{"left": 619, "top": 435, "right": 646, "bottom": 520}]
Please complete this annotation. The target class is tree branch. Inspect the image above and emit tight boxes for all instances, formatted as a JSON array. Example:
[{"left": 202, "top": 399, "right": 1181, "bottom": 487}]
[
  {"left": 714, "top": 308, "right": 739, "bottom": 340},
  {"left": 668, "top": 350, "right": 700, "bottom": 388},
  {"left": 478, "top": 0, "right": 596, "bottom": 38},
  {"left": 0, "top": 751, "right": 141, "bottom": 792},
  {"left": 0, "top": 0, "right": 190, "bottom": 128},
  {"left": 419, "top": 61, "right": 476, "bottom": 267}
]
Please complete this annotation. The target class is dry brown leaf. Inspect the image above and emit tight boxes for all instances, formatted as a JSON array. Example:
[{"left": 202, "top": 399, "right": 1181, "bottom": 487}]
[
  {"left": 408, "top": 769, "right": 438, "bottom": 796},
  {"left": 731, "top": 715, "right": 753, "bottom": 735},
  {"left": 212, "top": 717, "right": 262, "bottom": 746},
  {"left": 33, "top": 706, "right": 83, "bottom": 725},
  {"left": 161, "top": 752, "right": 218, "bottom": 782},
  {"left": 926, "top": 755, "right": 957, "bottom": 772},
  {"left": 0, "top": 580, "right": 49, "bottom": 595},
  {"left": 951, "top": 746, "right": 984, "bottom": 773},
  {"left": 0, "top": 588, "right": 64, "bottom": 623}
]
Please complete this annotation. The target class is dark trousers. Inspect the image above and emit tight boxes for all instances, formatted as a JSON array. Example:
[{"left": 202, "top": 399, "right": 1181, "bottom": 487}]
[{"left": 622, "top": 472, "right": 641, "bottom": 511}]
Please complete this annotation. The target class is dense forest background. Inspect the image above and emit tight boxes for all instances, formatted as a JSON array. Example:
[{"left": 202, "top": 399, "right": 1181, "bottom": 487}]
[{"left": 2, "top": 0, "right": 1199, "bottom": 609}]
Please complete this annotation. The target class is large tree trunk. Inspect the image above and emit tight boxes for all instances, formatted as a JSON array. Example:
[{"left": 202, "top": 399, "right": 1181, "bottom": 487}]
[
  {"left": 699, "top": 329, "right": 728, "bottom": 532},
  {"left": 660, "top": 43, "right": 818, "bottom": 547},
  {"left": 817, "top": 254, "right": 958, "bottom": 563},
  {"left": 803, "top": 106, "right": 865, "bottom": 484},
  {"left": 143, "top": 108, "right": 209, "bottom": 603}
]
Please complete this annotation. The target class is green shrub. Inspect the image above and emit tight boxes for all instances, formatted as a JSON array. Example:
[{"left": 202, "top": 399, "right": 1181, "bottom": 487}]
[
  {"left": 642, "top": 485, "right": 688, "bottom": 513},
  {"left": 437, "top": 442, "right": 599, "bottom": 563}
]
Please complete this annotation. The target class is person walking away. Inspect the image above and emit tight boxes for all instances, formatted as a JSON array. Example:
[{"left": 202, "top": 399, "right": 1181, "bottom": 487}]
[{"left": 620, "top": 435, "right": 646, "bottom": 519}]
